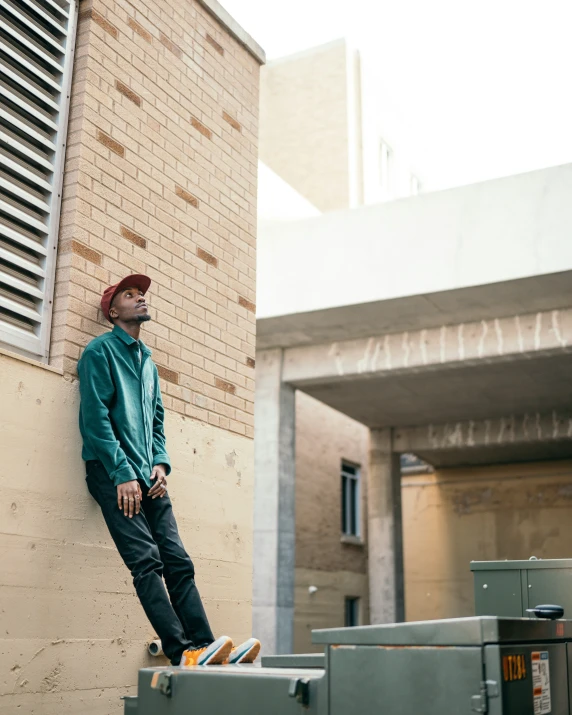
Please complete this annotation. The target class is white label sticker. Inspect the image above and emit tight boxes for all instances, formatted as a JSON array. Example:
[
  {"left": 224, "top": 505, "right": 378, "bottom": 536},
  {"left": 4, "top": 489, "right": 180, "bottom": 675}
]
[{"left": 531, "top": 651, "right": 551, "bottom": 715}]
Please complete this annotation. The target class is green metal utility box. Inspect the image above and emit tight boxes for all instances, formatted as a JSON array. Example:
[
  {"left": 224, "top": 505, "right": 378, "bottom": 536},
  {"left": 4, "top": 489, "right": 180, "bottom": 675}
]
[
  {"left": 472, "top": 558, "right": 572, "bottom": 618},
  {"left": 126, "top": 617, "right": 572, "bottom": 714}
]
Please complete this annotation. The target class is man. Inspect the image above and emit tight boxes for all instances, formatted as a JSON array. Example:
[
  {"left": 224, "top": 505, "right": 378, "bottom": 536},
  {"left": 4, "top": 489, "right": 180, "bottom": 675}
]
[{"left": 78, "top": 274, "right": 260, "bottom": 667}]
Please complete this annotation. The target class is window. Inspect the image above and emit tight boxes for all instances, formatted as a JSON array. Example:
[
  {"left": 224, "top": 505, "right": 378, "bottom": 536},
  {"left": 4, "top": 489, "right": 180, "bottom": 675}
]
[
  {"left": 410, "top": 174, "right": 422, "bottom": 196},
  {"left": 0, "top": 0, "right": 78, "bottom": 358},
  {"left": 379, "top": 139, "right": 393, "bottom": 192},
  {"left": 341, "top": 461, "right": 360, "bottom": 537},
  {"left": 344, "top": 597, "right": 360, "bottom": 627}
]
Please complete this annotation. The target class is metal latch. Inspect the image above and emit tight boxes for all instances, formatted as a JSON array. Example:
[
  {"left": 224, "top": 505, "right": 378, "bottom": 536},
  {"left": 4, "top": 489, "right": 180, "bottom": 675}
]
[
  {"left": 151, "top": 670, "right": 173, "bottom": 697},
  {"left": 289, "top": 677, "right": 310, "bottom": 706},
  {"left": 471, "top": 681, "right": 498, "bottom": 713}
]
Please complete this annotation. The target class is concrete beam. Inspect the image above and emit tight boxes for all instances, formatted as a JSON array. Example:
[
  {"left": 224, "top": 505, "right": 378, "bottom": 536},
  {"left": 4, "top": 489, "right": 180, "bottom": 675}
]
[
  {"left": 252, "top": 349, "right": 296, "bottom": 655},
  {"left": 395, "top": 411, "right": 572, "bottom": 454},
  {"left": 282, "top": 307, "right": 572, "bottom": 386},
  {"left": 368, "top": 429, "right": 404, "bottom": 624}
]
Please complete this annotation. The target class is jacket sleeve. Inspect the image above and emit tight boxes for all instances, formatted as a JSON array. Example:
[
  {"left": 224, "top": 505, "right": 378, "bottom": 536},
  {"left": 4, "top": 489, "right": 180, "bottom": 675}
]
[
  {"left": 152, "top": 369, "right": 172, "bottom": 475},
  {"left": 78, "top": 347, "right": 136, "bottom": 486}
]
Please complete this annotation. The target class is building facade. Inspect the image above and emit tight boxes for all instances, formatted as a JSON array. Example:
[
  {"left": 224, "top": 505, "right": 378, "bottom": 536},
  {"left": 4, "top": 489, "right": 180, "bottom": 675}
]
[
  {"left": 293, "top": 392, "right": 370, "bottom": 652},
  {"left": 0, "top": 0, "right": 264, "bottom": 711},
  {"left": 255, "top": 159, "right": 572, "bottom": 654},
  {"left": 258, "top": 39, "right": 422, "bottom": 215}
]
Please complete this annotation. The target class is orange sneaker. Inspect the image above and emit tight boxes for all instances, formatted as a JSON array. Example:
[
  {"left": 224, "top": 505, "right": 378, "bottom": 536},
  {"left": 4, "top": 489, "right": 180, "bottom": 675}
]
[
  {"left": 181, "top": 636, "right": 233, "bottom": 666},
  {"left": 224, "top": 637, "right": 261, "bottom": 664}
]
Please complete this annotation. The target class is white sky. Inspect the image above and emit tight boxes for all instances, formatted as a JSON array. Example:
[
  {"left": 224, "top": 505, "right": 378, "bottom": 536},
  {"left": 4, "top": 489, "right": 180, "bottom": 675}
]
[{"left": 224, "top": 0, "right": 572, "bottom": 190}]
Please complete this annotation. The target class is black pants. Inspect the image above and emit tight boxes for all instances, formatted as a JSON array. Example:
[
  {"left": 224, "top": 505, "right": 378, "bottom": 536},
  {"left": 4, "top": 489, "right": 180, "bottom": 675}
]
[{"left": 86, "top": 460, "right": 214, "bottom": 664}]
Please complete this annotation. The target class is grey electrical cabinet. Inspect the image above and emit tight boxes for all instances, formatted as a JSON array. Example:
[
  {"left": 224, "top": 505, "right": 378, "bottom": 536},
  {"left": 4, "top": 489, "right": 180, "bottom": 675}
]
[
  {"left": 125, "top": 617, "right": 572, "bottom": 714},
  {"left": 472, "top": 558, "right": 572, "bottom": 618}
]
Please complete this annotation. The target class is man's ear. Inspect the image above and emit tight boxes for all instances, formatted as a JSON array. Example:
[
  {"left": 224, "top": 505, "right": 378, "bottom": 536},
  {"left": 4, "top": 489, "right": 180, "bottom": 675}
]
[{"left": 109, "top": 307, "right": 118, "bottom": 320}]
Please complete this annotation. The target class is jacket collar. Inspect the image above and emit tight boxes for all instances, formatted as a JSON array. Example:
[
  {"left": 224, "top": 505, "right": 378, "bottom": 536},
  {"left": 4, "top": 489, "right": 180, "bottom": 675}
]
[{"left": 112, "top": 325, "right": 151, "bottom": 355}]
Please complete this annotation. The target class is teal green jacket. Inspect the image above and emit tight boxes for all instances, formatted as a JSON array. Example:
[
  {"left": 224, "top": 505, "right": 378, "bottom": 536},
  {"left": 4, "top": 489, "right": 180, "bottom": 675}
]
[{"left": 77, "top": 325, "right": 171, "bottom": 487}]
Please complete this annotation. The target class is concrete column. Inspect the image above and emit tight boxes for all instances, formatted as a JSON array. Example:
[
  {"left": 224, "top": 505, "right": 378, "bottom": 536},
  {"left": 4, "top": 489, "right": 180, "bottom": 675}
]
[
  {"left": 253, "top": 348, "right": 296, "bottom": 654},
  {"left": 368, "top": 428, "right": 404, "bottom": 623}
]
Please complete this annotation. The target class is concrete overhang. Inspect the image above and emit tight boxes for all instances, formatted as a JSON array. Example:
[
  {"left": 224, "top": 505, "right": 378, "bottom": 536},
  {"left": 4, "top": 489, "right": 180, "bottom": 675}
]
[
  {"left": 268, "top": 304, "right": 572, "bottom": 466},
  {"left": 258, "top": 164, "right": 572, "bottom": 322},
  {"left": 256, "top": 164, "right": 572, "bottom": 467},
  {"left": 296, "top": 351, "right": 572, "bottom": 429},
  {"left": 257, "top": 270, "right": 572, "bottom": 350}
]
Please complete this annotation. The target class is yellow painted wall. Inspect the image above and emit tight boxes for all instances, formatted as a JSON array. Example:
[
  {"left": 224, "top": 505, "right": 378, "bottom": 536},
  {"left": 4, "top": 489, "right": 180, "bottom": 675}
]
[
  {"left": 403, "top": 460, "right": 572, "bottom": 621},
  {"left": 294, "top": 567, "right": 369, "bottom": 653},
  {"left": 0, "top": 351, "right": 253, "bottom": 713}
]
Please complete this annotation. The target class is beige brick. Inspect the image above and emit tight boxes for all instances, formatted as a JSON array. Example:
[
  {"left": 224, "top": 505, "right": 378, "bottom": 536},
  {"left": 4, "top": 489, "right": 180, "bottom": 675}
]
[
  {"left": 96, "top": 129, "right": 125, "bottom": 157},
  {"left": 120, "top": 225, "right": 147, "bottom": 248},
  {"left": 128, "top": 17, "right": 153, "bottom": 43},
  {"left": 160, "top": 32, "right": 183, "bottom": 58},
  {"left": 191, "top": 117, "right": 212, "bottom": 140},
  {"left": 70, "top": 240, "right": 102, "bottom": 266},
  {"left": 175, "top": 185, "right": 199, "bottom": 208},
  {"left": 223, "top": 110, "right": 242, "bottom": 132},
  {"left": 205, "top": 33, "right": 224, "bottom": 56},
  {"left": 81, "top": 9, "right": 119, "bottom": 39},
  {"left": 238, "top": 295, "right": 256, "bottom": 313},
  {"left": 115, "top": 79, "right": 142, "bottom": 106},
  {"left": 215, "top": 377, "right": 236, "bottom": 395}
]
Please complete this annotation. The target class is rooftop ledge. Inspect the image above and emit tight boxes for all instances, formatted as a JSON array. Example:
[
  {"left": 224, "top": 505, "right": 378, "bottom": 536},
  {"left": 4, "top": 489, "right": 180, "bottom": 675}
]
[{"left": 198, "top": 0, "right": 266, "bottom": 64}]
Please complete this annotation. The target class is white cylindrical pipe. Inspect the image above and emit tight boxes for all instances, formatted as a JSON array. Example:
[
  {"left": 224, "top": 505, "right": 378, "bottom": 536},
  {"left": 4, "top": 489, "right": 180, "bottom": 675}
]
[{"left": 148, "top": 640, "right": 163, "bottom": 657}]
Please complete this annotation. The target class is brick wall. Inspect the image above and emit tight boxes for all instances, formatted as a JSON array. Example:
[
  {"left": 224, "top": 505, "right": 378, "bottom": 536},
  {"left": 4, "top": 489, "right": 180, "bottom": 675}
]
[
  {"left": 295, "top": 391, "right": 369, "bottom": 574},
  {"left": 52, "top": 0, "right": 260, "bottom": 439}
]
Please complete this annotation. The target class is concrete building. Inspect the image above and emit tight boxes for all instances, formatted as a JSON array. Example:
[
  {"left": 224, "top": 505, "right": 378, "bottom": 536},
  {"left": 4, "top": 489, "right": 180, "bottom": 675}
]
[
  {"left": 254, "top": 162, "right": 572, "bottom": 654},
  {"left": 0, "top": 0, "right": 263, "bottom": 711},
  {"left": 258, "top": 39, "right": 422, "bottom": 215}
]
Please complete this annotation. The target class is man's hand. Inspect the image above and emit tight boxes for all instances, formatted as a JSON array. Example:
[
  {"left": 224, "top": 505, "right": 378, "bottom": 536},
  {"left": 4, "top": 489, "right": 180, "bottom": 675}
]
[
  {"left": 117, "top": 480, "right": 142, "bottom": 518},
  {"left": 149, "top": 464, "right": 168, "bottom": 499}
]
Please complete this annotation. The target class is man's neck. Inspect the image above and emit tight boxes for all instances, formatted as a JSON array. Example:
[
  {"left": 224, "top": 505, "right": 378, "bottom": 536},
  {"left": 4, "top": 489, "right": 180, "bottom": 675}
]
[{"left": 114, "top": 320, "right": 141, "bottom": 341}]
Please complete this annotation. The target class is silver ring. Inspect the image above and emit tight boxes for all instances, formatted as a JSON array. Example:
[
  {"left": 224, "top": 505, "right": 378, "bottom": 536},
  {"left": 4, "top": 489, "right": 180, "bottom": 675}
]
[{"left": 135, "top": 495, "right": 140, "bottom": 500}]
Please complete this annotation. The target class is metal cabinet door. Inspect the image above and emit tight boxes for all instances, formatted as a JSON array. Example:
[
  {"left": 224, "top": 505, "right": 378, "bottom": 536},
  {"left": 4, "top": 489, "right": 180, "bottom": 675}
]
[
  {"left": 329, "top": 645, "right": 484, "bottom": 715},
  {"left": 527, "top": 568, "right": 572, "bottom": 618},
  {"left": 134, "top": 667, "right": 325, "bottom": 715},
  {"left": 484, "top": 643, "right": 570, "bottom": 715},
  {"left": 474, "top": 569, "right": 524, "bottom": 617}
]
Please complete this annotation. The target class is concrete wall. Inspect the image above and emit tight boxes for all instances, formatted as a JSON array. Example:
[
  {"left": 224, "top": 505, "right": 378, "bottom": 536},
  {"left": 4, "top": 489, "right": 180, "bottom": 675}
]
[
  {"left": 0, "top": 0, "right": 262, "bottom": 711},
  {"left": 0, "top": 351, "right": 253, "bottom": 712},
  {"left": 294, "top": 392, "right": 370, "bottom": 651},
  {"left": 359, "top": 62, "right": 423, "bottom": 204},
  {"left": 403, "top": 459, "right": 572, "bottom": 622},
  {"left": 294, "top": 568, "right": 369, "bottom": 653},
  {"left": 258, "top": 163, "right": 572, "bottom": 319},
  {"left": 259, "top": 40, "right": 354, "bottom": 213}
]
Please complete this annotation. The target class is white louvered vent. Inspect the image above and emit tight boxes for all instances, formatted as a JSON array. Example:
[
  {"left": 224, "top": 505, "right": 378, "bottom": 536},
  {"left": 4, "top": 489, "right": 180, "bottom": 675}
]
[{"left": 0, "top": 0, "right": 77, "bottom": 358}]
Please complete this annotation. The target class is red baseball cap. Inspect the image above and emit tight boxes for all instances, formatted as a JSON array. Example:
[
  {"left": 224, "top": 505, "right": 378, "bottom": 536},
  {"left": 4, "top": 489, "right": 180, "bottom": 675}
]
[{"left": 100, "top": 274, "right": 151, "bottom": 322}]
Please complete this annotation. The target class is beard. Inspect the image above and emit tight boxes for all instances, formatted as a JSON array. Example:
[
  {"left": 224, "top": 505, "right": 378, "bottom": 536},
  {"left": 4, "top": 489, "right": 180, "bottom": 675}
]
[{"left": 135, "top": 313, "right": 152, "bottom": 323}]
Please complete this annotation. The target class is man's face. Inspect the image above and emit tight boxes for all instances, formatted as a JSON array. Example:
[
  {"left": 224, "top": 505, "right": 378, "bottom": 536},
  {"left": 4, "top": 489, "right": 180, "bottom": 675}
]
[{"left": 109, "top": 287, "right": 151, "bottom": 324}]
